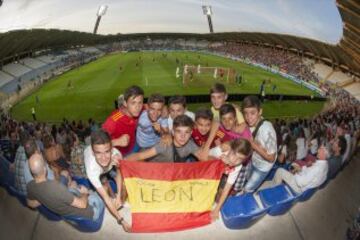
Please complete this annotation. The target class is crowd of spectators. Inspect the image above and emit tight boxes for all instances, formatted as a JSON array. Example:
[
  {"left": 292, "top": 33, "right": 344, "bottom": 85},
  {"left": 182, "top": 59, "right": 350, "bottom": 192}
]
[{"left": 209, "top": 42, "right": 320, "bottom": 83}]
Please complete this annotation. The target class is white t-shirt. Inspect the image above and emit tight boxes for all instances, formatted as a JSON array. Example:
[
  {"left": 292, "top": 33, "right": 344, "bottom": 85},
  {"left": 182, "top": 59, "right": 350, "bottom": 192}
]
[
  {"left": 294, "top": 160, "right": 328, "bottom": 192},
  {"left": 84, "top": 145, "right": 122, "bottom": 189},
  {"left": 251, "top": 121, "right": 277, "bottom": 172},
  {"left": 167, "top": 110, "right": 195, "bottom": 131},
  {"left": 296, "top": 138, "right": 307, "bottom": 160},
  {"left": 209, "top": 146, "right": 242, "bottom": 185}
]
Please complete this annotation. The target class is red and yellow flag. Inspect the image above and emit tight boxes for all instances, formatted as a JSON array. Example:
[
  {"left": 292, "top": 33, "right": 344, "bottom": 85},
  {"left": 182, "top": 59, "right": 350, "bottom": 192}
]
[{"left": 120, "top": 160, "right": 225, "bottom": 232}]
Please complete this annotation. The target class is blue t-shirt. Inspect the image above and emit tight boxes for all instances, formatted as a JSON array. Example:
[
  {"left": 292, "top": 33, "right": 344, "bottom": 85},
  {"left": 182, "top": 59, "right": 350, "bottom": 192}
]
[{"left": 136, "top": 111, "right": 168, "bottom": 148}]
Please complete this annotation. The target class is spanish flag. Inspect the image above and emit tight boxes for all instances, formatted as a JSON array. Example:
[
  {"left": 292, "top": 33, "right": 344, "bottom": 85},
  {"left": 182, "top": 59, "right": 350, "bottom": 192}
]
[{"left": 120, "top": 160, "right": 225, "bottom": 232}]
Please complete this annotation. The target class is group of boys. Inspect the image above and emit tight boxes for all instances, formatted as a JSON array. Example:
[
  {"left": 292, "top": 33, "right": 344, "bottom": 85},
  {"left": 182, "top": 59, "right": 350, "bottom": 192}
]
[{"left": 90, "top": 82, "right": 278, "bottom": 230}]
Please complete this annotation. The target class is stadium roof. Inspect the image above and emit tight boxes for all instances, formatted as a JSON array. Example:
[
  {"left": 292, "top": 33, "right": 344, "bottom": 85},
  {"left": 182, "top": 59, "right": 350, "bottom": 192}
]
[{"left": 0, "top": 0, "right": 359, "bottom": 76}]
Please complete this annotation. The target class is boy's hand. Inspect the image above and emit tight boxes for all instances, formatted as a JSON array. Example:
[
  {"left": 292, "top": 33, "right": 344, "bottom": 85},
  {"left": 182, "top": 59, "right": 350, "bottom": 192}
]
[
  {"left": 160, "top": 133, "right": 172, "bottom": 146},
  {"left": 69, "top": 180, "right": 78, "bottom": 189},
  {"left": 197, "top": 147, "right": 209, "bottom": 161},
  {"left": 114, "top": 195, "right": 123, "bottom": 210},
  {"left": 161, "top": 105, "right": 169, "bottom": 118},
  {"left": 220, "top": 142, "right": 231, "bottom": 152},
  {"left": 234, "top": 122, "right": 246, "bottom": 134},
  {"left": 121, "top": 220, "right": 132, "bottom": 232},
  {"left": 152, "top": 122, "right": 161, "bottom": 133},
  {"left": 214, "top": 139, "right": 222, "bottom": 146},
  {"left": 114, "top": 134, "right": 130, "bottom": 147},
  {"left": 79, "top": 185, "right": 89, "bottom": 195},
  {"left": 112, "top": 154, "right": 123, "bottom": 167},
  {"left": 210, "top": 209, "right": 220, "bottom": 222}
]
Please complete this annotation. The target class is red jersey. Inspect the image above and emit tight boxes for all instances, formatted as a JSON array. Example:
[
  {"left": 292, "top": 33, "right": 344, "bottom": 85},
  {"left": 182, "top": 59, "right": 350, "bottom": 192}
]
[
  {"left": 191, "top": 128, "right": 218, "bottom": 148},
  {"left": 102, "top": 109, "right": 138, "bottom": 156}
]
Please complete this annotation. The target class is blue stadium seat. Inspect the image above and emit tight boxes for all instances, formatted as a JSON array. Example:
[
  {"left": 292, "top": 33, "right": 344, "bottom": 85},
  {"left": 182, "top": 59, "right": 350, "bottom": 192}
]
[
  {"left": 258, "top": 184, "right": 298, "bottom": 216},
  {"left": 6, "top": 184, "right": 27, "bottom": 206},
  {"left": 221, "top": 193, "right": 268, "bottom": 229},
  {"left": 37, "top": 205, "right": 62, "bottom": 221},
  {"left": 63, "top": 206, "right": 105, "bottom": 232},
  {"left": 298, "top": 188, "right": 317, "bottom": 202}
]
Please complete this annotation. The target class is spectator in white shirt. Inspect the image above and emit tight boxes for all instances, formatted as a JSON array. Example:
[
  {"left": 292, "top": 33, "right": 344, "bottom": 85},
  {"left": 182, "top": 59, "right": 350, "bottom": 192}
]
[{"left": 272, "top": 145, "right": 329, "bottom": 194}]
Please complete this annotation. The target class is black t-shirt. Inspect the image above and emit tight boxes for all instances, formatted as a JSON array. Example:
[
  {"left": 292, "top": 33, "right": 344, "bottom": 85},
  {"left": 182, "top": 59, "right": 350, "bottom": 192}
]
[{"left": 27, "top": 180, "right": 93, "bottom": 219}]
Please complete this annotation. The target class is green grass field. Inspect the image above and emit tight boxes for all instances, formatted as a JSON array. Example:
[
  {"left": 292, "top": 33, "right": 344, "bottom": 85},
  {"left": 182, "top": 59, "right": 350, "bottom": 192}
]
[{"left": 11, "top": 51, "right": 324, "bottom": 122}]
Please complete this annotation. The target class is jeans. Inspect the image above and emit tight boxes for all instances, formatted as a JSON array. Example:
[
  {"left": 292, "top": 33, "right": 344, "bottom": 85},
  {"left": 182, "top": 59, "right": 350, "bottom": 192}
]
[
  {"left": 244, "top": 163, "right": 269, "bottom": 192},
  {"left": 88, "top": 191, "right": 105, "bottom": 220},
  {"left": 60, "top": 175, "right": 104, "bottom": 221}
]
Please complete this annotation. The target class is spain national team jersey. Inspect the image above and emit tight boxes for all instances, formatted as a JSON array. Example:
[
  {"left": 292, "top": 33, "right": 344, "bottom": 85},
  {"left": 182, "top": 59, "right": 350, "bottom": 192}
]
[
  {"left": 102, "top": 109, "right": 139, "bottom": 156},
  {"left": 191, "top": 128, "right": 218, "bottom": 148}
]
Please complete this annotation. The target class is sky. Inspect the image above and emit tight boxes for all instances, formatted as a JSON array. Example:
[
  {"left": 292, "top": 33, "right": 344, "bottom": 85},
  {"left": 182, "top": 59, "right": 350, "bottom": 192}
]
[{"left": 0, "top": 0, "right": 343, "bottom": 44}]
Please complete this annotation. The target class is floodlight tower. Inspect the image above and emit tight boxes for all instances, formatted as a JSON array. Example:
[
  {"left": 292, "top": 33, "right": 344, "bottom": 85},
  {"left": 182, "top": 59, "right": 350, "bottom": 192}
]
[
  {"left": 202, "top": 5, "right": 214, "bottom": 33},
  {"left": 93, "top": 5, "right": 108, "bottom": 34}
]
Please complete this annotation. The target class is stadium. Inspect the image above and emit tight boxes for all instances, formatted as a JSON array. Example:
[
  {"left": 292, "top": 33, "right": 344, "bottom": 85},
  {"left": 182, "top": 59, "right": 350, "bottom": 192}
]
[{"left": 0, "top": 1, "right": 359, "bottom": 239}]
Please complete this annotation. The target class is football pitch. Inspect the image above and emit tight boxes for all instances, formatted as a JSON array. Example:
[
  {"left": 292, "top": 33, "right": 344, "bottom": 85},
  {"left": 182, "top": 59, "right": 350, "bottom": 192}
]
[{"left": 11, "top": 51, "right": 325, "bottom": 122}]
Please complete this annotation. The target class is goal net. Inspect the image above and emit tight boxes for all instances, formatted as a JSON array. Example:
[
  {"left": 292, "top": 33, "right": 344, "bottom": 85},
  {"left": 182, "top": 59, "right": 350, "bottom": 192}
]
[{"left": 181, "top": 65, "right": 236, "bottom": 86}]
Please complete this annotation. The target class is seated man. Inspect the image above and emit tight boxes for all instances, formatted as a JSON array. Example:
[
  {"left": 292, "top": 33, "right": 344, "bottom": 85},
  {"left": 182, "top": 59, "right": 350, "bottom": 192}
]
[
  {"left": 272, "top": 145, "right": 329, "bottom": 194},
  {"left": 136, "top": 93, "right": 168, "bottom": 149},
  {"left": 84, "top": 129, "right": 130, "bottom": 231},
  {"left": 125, "top": 115, "right": 203, "bottom": 163},
  {"left": 16, "top": 136, "right": 55, "bottom": 196},
  {"left": 327, "top": 136, "right": 347, "bottom": 179},
  {"left": 26, "top": 152, "right": 104, "bottom": 222}
]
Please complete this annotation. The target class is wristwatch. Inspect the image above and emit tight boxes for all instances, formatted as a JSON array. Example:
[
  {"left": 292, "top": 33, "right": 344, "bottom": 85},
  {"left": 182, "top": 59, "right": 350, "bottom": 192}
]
[{"left": 117, "top": 217, "right": 124, "bottom": 225}]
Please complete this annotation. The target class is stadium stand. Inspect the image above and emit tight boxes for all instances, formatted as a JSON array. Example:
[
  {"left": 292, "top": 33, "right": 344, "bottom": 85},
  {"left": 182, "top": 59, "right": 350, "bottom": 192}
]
[
  {"left": 0, "top": 71, "right": 14, "bottom": 89},
  {"left": 79, "top": 47, "right": 103, "bottom": 55},
  {"left": 327, "top": 70, "right": 353, "bottom": 86},
  {"left": 344, "top": 82, "right": 360, "bottom": 97},
  {"left": 36, "top": 55, "right": 60, "bottom": 64},
  {"left": 312, "top": 63, "right": 333, "bottom": 81},
  {"left": 64, "top": 50, "right": 81, "bottom": 56},
  {"left": 2, "top": 63, "right": 32, "bottom": 77},
  {"left": 22, "top": 58, "right": 47, "bottom": 69}
]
